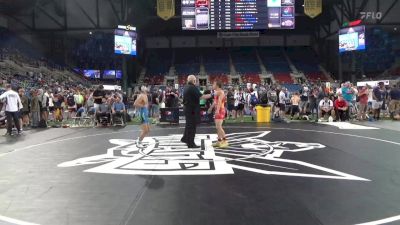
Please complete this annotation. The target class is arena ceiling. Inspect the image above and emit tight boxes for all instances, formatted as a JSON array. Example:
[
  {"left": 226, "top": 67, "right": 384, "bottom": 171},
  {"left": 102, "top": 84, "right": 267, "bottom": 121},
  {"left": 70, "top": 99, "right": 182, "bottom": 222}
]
[{"left": 0, "top": 0, "right": 399, "bottom": 37}]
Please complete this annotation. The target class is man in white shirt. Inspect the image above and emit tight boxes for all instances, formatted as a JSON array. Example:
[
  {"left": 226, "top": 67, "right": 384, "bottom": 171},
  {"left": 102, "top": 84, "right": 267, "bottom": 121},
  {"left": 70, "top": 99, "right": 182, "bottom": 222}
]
[
  {"left": 0, "top": 84, "right": 23, "bottom": 135},
  {"left": 318, "top": 95, "right": 334, "bottom": 120},
  {"left": 278, "top": 88, "right": 287, "bottom": 118}
]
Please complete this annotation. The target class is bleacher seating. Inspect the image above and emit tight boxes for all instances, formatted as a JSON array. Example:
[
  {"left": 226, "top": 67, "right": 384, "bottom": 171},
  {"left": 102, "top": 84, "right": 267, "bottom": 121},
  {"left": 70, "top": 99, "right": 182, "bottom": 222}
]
[
  {"left": 282, "top": 84, "right": 301, "bottom": 93},
  {"left": 203, "top": 48, "right": 230, "bottom": 75},
  {"left": 146, "top": 75, "right": 164, "bottom": 85},
  {"left": 390, "top": 66, "right": 400, "bottom": 76},
  {"left": 209, "top": 74, "right": 229, "bottom": 85},
  {"left": 287, "top": 47, "right": 320, "bottom": 73},
  {"left": 241, "top": 74, "right": 261, "bottom": 84},
  {"left": 174, "top": 49, "right": 200, "bottom": 76},
  {"left": 231, "top": 48, "right": 261, "bottom": 74},
  {"left": 259, "top": 48, "right": 291, "bottom": 73},
  {"left": 0, "top": 28, "right": 87, "bottom": 85},
  {"left": 274, "top": 73, "right": 293, "bottom": 84},
  {"left": 178, "top": 75, "right": 187, "bottom": 85},
  {"left": 305, "top": 72, "right": 328, "bottom": 82},
  {"left": 72, "top": 32, "right": 117, "bottom": 69},
  {"left": 145, "top": 49, "right": 171, "bottom": 76}
]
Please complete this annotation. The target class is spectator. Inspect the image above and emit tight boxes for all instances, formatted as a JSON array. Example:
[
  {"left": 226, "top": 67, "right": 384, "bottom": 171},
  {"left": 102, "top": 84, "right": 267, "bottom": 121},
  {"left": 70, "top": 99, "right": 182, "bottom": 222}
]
[
  {"left": 234, "top": 88, "right": 245, "bottom": 122},
  {"left": 0, "top": 84, "right": 23, "bottom": 135},
  {"left": 318, "top": 95, "right": 334, "bottom": 121},
  {"left": 39, "top": 89, "right": 49, "bottom": 125},
  {"left": 290, "top": 92, "right": 300, "bottom": 120},
  {"left": 165, "top": 87, "right": 179, "bottom": 108},
  {"left": 357, "top": 85, "right": 369, "bottom": 120},
  {"left": 150, "top": 90, "right": 160, "bottom": 123},
  {"left": 389, "top": 83, "right": 400, "bottom": 119},
  {"left": 278, "top": 88, "right": 287, "bottom": 118},
  {"left": 18, "top": 88, "right": 30, "bottom": 128},
  {"left": 112, "top": 96, "right": 126, "bottom": 124},
  {"left": 85, "top": 89, "right": 94, "bottom": 112},
  {"left": 74, "top": 90, "right": 85, "bottom": 110},
  {"left": 199, "top": 87, "right": 206, "bottom": 108},
  {"left": 299, "top": 85, "right": 309, "bottom": 116},
  {"left": 226, "top": 87, "right": 235, "bottom": 119},
  {"left": 52, "top": 92, "right": 64, "bottom": 122},
  {"left": 309, "top": 87, "right": 319, "bottom": 121},
  {"left": 66, "top": 91, "right": 76, "bottom": 118},
  {"left": 334, "top": 94, "right": 349, "bottom": 121},
  {"left": 93, "top": 85, "right": 105, "bottom": 112},
  {"left": 372, "top": 82, "right": 386, "bottom": 120},
  {"left": 247, "top": 88, "right": 258, "bottom": 121},
  {"left": 96, "top": 98, "right": 110, "bottom": 126},
  {"left": 30, "top": 90, "right": 40, "bottom": 127}
]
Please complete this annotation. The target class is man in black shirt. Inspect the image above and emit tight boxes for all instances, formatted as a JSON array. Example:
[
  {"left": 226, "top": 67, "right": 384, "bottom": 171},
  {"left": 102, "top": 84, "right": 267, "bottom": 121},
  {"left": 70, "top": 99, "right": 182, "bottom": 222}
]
[
  {"left": 92, "top": 85, "right": 105, "bottom": 112},
  {"left": 181, "top": 75, "right": 212, "bottom": 148},
  {"left": 227, "top": 87, "right": 235, "bottom": 119},
  {"left": 150, "top": 91, "right": 160, "bottom": 123},
  {"left": 165, "top": 87, "right": 179, "bottom": 108}
]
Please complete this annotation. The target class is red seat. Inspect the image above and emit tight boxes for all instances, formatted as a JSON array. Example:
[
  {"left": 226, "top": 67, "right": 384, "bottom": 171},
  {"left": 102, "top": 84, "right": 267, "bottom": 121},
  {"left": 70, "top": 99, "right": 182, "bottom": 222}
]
[
  {"left": 241, "top": 73, "right": 261, "bottom": 84},
  {"left": 305, "top": 72, "right": 328, "bottom": 82},
  {"left": 209, "top": 74, "right": 229, "bottom": 85},
  {"left": 273, "top": 73, "right": 293, "bottom": 84},
  {"left": 178, "top": 75, "right": 187, "bottom": 85},
  {"left": 146, "top": 75, "right": 164, "bottom": 85}
]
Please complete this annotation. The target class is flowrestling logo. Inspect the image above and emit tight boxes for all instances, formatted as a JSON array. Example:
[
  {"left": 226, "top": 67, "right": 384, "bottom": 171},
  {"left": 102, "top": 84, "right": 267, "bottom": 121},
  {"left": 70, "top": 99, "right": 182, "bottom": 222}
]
[
  {"left": 58, "top": 131, "right": 369, "bottom": 181},
  {"left": 360, "top": 11, "right": 382, "bottom": 20}
]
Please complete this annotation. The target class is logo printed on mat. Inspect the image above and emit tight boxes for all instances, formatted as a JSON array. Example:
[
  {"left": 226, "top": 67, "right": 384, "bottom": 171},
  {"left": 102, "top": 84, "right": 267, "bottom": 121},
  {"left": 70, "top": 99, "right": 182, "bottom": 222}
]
[{"left": 58, "top": 131, "right": 369, "bottom": 181}]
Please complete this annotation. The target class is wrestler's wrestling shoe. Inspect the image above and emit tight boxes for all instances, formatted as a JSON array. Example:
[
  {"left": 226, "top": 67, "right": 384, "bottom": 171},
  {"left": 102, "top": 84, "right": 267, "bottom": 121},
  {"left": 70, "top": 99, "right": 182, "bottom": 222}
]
[
  {"left": 212, "top": 142, "right": 221, "bottom": 148},
  {"left": 136, "top": 138, "right": 145, "bottom": 148},
  {"left": 218, "top": 141, "right": 229, "bottom": 148}
]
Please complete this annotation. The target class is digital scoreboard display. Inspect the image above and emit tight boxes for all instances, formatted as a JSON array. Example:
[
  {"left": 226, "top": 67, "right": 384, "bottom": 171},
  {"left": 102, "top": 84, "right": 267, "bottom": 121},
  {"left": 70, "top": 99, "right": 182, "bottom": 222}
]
[
  {"left": 103, "top": 70, "right": 123, "bottom": 80},
  {"left": 181, "top": 0, "right": 295, "bottom": 30},
  {"left": 339, "top": 26, "right": 366, "bottom": 53},
  {"left": 83, "top": 70, "right": 101, "bottom": 79},
  {"left": 114, "top": 25, "right": 137, "bottom": 55}
]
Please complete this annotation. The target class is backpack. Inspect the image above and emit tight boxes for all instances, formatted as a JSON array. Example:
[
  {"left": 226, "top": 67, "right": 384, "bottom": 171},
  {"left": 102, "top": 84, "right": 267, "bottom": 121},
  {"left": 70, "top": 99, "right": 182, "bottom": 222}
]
[
  {"left": 67, "top": 95, "right": 75, "bottom": 107},
  {"left": 250, "top": 93, "right": 258, "bottom": 106}
]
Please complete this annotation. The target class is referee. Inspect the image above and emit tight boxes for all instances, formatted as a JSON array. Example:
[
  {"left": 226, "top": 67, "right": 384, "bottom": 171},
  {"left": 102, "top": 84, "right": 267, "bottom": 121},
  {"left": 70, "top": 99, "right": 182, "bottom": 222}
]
[
  {"left": 0, "top": 84, "right": 23, "bottom": 136},
  {"left": 181, "top": 75, "right": 211, "bottom": 148}
]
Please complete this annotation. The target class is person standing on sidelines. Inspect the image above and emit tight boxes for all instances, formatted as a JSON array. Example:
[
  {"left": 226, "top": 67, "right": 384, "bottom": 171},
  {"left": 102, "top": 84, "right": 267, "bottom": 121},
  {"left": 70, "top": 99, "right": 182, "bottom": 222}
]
[
  {"left": 372, "top": 82, "right": 385, "bottom": 121},
  {"left": 209, "top": 81, "right": 229, "bottom": 148},
  {"left": 181, "top": 75, "right": 212, "bottom": 148},
  {"left": 0, "top": 84, "right": 23, "bottom": 135},
  {"left": 134, "top": 86, "right": 150, "bottom": 148}
]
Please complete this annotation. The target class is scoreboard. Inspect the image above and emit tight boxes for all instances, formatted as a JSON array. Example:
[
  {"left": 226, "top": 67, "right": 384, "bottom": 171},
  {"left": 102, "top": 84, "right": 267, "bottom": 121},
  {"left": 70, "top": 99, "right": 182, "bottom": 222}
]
[{"left": 181, "top": 0, "right": 295, "bottom": 30}]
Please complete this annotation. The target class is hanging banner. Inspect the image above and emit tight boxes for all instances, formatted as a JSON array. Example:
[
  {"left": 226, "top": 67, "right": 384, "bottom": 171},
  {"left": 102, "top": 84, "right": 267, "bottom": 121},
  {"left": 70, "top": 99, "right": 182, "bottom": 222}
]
[
  {"left": 304, "top": 0, "right": 322, "bottom": 19},
  {"left": 157, "top": 0, "right": 175, "bottom": 21},
  {"left": 217, "top": 32, "right": 260, "bottom": 38}
]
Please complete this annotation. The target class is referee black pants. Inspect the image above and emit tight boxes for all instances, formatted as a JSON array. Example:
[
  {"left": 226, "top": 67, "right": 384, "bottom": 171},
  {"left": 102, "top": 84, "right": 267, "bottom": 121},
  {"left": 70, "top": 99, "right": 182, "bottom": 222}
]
[
  {"left": 6, "top": 111, "right": 21, "bottom": 134},
  {"left": 182, "top": 113, "right": 197, "bottom": 147}
]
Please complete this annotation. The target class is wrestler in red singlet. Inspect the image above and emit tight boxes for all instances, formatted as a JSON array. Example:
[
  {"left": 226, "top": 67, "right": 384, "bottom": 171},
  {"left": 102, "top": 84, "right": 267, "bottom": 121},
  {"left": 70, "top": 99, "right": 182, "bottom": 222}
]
[
  {"left": 214, "top": 93, "right": 226, "bottom": 120},
  {"left": 210, "top": 81, "right": 229, "bottom": 148}
]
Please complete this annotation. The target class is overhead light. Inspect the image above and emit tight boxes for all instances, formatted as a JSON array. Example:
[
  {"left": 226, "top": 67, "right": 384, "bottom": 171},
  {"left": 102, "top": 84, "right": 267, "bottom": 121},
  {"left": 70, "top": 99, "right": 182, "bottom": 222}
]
[{"left": 89, "top": 31, "right": 93, "bottom": 35}]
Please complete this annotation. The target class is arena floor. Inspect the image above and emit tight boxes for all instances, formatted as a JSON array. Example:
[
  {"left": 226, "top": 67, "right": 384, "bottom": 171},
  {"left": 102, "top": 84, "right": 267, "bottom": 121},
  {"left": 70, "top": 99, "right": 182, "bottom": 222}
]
[{"left": 1, "top": 122, "right": 400, "bottom": 225}]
